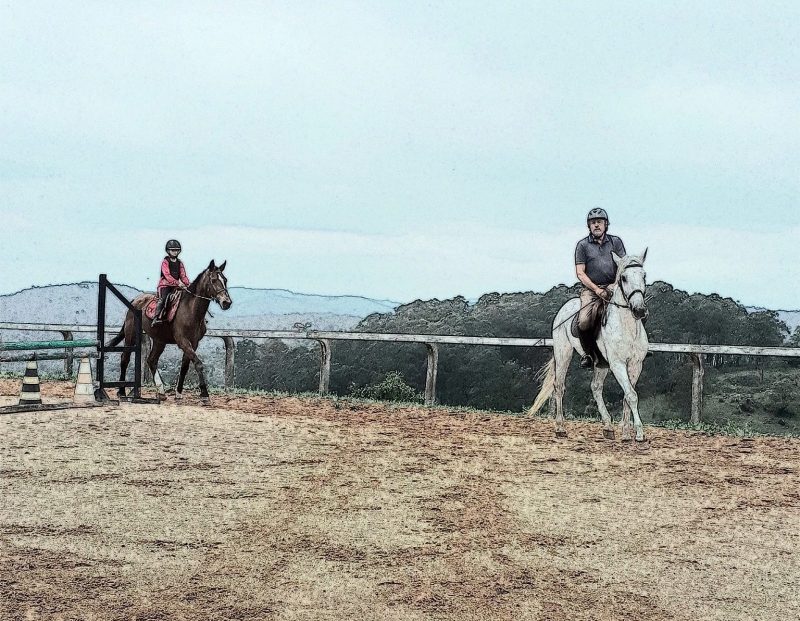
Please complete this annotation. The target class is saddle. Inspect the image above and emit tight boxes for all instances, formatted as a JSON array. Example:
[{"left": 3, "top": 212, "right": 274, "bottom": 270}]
[
  {"left": 144, "top": 290, "right": 182, "bottom": 322},
  {"left": 571, "top": 302, "right": 609, "bottom": 368}
]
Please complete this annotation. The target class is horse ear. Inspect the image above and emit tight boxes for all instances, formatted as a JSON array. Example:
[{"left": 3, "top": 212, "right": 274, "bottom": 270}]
[
  {"left": 208, "top": 259, "right": 216, "bottom": 270},
  {"left": 640, "top": 247, "right": 648, "bottom": 263},
  {"left": 219, "top": 260, "right": 226, "bottom": 272},
  {"left": 611, "top": 252, "right": 622, "bottom": 265}
]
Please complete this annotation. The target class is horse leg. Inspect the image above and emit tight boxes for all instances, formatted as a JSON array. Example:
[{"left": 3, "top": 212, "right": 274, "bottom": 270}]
[
  {"left": 610, "top": 360, "right": 643, "bottom": 442},
  {"left": 176, "top": 340, "right": 210, "bottom": 404},
  {"left": 591, "top": 366, "right": 613, "bottom": 438},
  {"left": 552, "top": 334, "right": 573, "bottom": 437},
  {"left": 147, "top": 340, "right": 168, "bottom": 400},
  {"left": 117, "top": 348, "right": 131, "bottom": 398},
  {"left": 175, "top": 353, "right": 192, "bottom": 400},
  {"left": 116, "top": 315, "right": 133, "bottom": 398},
  {"left": 624, "top": 359, "right": 645, "bottom": 442}
]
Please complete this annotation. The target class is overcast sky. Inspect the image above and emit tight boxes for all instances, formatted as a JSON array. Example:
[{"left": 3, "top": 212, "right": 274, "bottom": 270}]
[{"left": 1, "top": 1, "right": 798, "bottom": 308}]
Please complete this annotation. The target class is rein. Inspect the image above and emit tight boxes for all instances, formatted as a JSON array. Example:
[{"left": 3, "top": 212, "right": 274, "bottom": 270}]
[
  {"left": 179, "top": 271, "right": 230, "bottom": 317},
  {"left": 607, "top": 288, "right": 646, "bottom": 309},
  {"left": 545, "top": 259, "right": 651, "bottom": 333},
  {"left": 182, "top": 288, "right": 215, "bottom": 302},
  {"left": 179, "top": 288, "right": 217, "bottom": 318}
]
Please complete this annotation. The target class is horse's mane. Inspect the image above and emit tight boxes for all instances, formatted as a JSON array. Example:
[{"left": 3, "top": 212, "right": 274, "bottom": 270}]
[{"left": 187, "top": 267, "right": 208, "bottom": 294}]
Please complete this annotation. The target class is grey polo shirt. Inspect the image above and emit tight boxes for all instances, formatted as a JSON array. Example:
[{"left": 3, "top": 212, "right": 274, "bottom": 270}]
[{"left": 575, "top": 234, "right": 627, "bottom": 286}]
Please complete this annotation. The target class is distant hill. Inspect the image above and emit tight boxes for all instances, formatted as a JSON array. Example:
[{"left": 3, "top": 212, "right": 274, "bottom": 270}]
[
  {"left": 0, "top": 283, "right": 400, "bottom": 382},
  {"left": 776, "top": 311, "right": 800, "bottom": 335},
  {"left": 0, "top": 282, "right": 399, "bottom": 330},
  {"left": 746, "top": 307, "right": 800, "bottom": 335}
]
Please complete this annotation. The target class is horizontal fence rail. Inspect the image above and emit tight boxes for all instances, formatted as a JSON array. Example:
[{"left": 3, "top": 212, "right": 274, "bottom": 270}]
[
  {"left": 2, "top": 321, "right": 798, "bottom": 422},
  {"left": 0, "top": 339, "right": 98, "bottom": 351}
]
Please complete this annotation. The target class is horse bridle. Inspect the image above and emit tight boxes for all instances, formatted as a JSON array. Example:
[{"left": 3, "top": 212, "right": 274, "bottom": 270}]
[
  {"left": 181, "top": 270, "right": 230, "bottom": 306},
  {"left": 608, "top": 261, "right": 646, "bottom": 310}
]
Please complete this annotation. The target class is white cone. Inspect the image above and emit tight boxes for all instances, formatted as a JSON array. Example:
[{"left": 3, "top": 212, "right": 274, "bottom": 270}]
[{"left": 73, "top": 357, "right": 96, "bottom": 403}]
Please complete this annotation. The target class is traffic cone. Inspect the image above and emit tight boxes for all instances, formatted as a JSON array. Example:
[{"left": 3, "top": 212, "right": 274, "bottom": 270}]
[
  {"left": 73, "top": 357, "right": 95, "bottom": 403},
  {"left": 19, "top": 357, "right": 42, "bottom": 406}
]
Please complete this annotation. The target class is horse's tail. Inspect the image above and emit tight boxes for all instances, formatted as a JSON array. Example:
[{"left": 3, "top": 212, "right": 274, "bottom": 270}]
[
  {"left": 106, "top": 327, "right": 126, "bottom": 348},
  {"left": 104, "top": 294, "right": 152, "bottom": 348},
  {"left": 529, "top": 357, "right": 555, "bottom": 416}
]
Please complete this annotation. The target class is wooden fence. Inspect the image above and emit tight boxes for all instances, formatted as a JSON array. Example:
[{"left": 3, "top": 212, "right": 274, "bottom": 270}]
[{"left": 2, "top": 321, "right": 799, "bottom": 423}]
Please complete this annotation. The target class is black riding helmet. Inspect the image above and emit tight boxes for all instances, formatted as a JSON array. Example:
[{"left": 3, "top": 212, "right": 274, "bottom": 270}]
[
  {"left": 586, "top": 208, "right": 609, "bottom": 227},
  {"left": 165, "top": 239, "right": 182, "bottom": 253}
]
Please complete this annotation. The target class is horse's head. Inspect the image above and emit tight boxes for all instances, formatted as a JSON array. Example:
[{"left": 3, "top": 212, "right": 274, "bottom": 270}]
[
  {"left": 613, "top": 249, "right": 648, "bottom": 320},
  {"left": 194, "top": 260, "right": 232, "bottom": 310}
]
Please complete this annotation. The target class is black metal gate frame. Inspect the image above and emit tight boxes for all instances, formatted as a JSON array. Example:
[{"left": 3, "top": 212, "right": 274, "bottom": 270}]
[{"left": 95, "top": 274, "right": 159, "bottom": 404}]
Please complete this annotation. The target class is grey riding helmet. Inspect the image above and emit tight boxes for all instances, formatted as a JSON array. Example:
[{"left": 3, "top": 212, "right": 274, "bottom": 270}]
[
  {"left": 586, "top": 208, "right": 609, "bottom": 225},
  {"left": 165, "top": 239, "right": 182, "bottom": 252}
]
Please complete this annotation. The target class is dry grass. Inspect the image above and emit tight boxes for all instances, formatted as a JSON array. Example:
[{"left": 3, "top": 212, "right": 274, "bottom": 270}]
[{"left": 0, "top": 379, "right": 798, "bottom": 620}]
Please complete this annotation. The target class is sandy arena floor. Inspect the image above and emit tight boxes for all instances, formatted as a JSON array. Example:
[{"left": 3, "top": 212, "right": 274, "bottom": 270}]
[{"left": 1, "top": 379, "right": 798, "bottom": 620}]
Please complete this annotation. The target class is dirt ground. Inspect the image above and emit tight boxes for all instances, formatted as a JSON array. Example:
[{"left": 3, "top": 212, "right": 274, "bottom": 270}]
[{"left": 1, "top": 379, "right": 798, "bottom": 621}]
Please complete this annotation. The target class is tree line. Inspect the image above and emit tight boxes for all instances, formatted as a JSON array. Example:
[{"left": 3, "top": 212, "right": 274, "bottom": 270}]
[{"left": 232, "top": 281, "right": 791, "bottom": 414}]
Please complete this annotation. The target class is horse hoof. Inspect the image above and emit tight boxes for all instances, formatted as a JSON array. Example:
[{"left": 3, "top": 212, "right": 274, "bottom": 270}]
[
  {"left": 200, "top": 397, "right": 211, "bottom": 406},
  {"left": 635, "top": 436, "right": 647, "bottom": 444},
  {"left": 603, "top": 429, "right": 615, "bottom": 440},
  {"left": 175, "top": 392, "right": 183, "bottom": 401},
  {"left": 555, "top": 430, "right": 568, "bottom": 438},
  {"left": 158, "top": 393, "right": 168, "bottom": 402}
]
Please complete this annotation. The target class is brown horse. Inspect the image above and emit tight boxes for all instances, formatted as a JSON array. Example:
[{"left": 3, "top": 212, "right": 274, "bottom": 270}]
[{"left": 110, "top": 260, "right": 232, "bottom": 402}]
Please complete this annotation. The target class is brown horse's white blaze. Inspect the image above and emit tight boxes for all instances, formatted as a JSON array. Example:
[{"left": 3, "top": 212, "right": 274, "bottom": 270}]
[
  {"left": 530, "top": 250, "right": 650, "bottom": 441},
  {"left": 108, "top": 260, "right": 232, "bottom": 404}
]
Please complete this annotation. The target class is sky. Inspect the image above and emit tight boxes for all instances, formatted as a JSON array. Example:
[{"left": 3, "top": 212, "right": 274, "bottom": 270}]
[{"left": 1, "top": 1, "right": 798, "bottom": 308}]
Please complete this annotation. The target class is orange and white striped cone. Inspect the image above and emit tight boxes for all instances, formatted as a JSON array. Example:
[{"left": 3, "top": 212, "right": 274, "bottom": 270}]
[
  {"left": 19, "top": 357, "right": 42, "bottom": 406},
  {"left": 73, "top": 357, "right": 95, "bottom": 403}
]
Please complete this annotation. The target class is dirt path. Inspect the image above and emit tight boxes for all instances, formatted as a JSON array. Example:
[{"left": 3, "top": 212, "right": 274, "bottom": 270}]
[{"left": 1, "top": 381, "right": 798, "bottom": 620}]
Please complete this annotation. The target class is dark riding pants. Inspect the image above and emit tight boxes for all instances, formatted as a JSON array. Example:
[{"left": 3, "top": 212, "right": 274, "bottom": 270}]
[
  {"left": 155, "top": 287, "right": 176, "bottom": 320},
  {"left": 578, "top": 287, "right": 609, "bottom": 366}
]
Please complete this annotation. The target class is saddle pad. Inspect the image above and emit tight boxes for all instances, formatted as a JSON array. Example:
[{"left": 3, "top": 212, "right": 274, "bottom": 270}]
[{"left": 145, "top": 292, "right": 181, "bottom": 322}]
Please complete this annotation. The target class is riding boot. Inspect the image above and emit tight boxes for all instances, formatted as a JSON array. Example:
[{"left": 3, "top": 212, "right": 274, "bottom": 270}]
[
  {"left": 152, "top": 297, "right": 167, "bottom": 326},
  {"left": 577, "top": 330, "right": 595, "bottom": 369}
]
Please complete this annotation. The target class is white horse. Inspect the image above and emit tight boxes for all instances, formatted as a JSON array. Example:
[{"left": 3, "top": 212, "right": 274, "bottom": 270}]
[{"left": 530, "top": 250, "right": 649, "bottom": 441}]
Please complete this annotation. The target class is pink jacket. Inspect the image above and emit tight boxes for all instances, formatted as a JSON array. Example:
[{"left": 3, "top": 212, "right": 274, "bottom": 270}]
[{"left": 158, "top": 258, "right": 190, "bottom": 293}]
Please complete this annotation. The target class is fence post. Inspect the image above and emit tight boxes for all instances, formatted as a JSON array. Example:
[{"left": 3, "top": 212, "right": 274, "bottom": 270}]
[
  {"left": 60, "top": 330, "right": 74, "bottom": 378},
  {"left": 223, "top": 336, "right": 235, "bottom": 390},
  {"left": 690, "top": 353, "right": 704, "bottom": 424},
  {"left": 317, "top": 339, "right": 331, "bottom": 396},
  {"left": 96, "top": 274, "right": 107, "bottom": 396},
  {"left": 425, "top": 343, "right": 439, "bottom": 407}
]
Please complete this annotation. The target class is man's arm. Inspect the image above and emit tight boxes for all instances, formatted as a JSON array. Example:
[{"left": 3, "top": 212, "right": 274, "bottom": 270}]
[{"left": 576, "top": 264, "right": 610, "bottom": 299}]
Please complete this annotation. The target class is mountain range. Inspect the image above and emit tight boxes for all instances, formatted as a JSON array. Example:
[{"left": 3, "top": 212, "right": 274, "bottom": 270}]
[{"left": 0, "top": 282, "right": 399, "bottom": 332}]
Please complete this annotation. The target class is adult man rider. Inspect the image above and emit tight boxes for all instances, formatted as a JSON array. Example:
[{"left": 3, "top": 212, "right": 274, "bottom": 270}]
[{"left": 574, "top": 208, "right": 626, "bottom": 368}]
